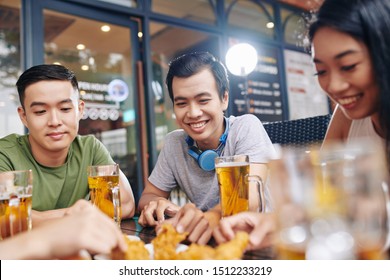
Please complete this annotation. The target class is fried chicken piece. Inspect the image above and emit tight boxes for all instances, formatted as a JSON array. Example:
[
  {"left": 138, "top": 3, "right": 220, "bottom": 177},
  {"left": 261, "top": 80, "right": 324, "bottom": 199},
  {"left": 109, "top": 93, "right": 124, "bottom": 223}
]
[
  {"left": 152, "top": 224, "right": 188, "bottom": 260},
  {"left": 176, "top": 243, "right": 216, "bottom": 260},
  {"left": 176, "top": 231, "right": 249, "bottom": 260},
  {"left": 112, "top": 235, "right": 150, "bottom": 260},
  {"left": 214, "top": 231, "right": 249, "bottom": 260}
]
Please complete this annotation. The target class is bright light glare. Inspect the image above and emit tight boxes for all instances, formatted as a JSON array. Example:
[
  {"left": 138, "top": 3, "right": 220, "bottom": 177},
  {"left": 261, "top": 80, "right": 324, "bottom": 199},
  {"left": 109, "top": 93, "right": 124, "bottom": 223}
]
[
  {"left": 225, "top": 43, "right": 258, "bottom": 76},
  {"left": 266, "top": 22, "right": 274, "bottom": 29},
  {"left": 76, "top": 44, "right": 85, "bottom": 50},
  {"left": 101, "top": 25, "right": 111, "bottom": 32}
]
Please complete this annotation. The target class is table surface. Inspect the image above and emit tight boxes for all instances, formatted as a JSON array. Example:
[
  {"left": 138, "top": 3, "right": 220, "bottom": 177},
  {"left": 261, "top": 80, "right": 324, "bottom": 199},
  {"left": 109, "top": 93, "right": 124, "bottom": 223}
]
[{"left": 120, "top": 217, "right": 276, "bottom": 260}]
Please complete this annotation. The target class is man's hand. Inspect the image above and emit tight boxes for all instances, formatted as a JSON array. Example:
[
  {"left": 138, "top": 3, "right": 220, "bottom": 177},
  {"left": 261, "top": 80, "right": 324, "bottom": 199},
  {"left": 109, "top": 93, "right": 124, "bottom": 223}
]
[
  {"left": 138, "top": 198, "right": 180, "bottom": 227},
  {"left": 159, "top": 203, "right": 221, "bottom": 245}
]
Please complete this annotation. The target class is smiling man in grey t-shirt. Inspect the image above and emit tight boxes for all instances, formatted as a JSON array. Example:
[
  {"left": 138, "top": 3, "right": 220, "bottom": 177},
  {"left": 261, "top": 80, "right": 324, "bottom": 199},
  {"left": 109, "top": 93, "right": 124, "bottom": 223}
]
[{"left": 138, "top": 52, "right": 276, "bottom": 245}]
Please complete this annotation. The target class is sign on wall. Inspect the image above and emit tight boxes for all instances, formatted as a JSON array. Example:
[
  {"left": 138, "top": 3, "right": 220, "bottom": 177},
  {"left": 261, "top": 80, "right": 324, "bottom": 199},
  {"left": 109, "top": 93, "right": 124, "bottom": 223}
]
[{"left": 283, "top": 49, "right": 330, "bottom": 119}]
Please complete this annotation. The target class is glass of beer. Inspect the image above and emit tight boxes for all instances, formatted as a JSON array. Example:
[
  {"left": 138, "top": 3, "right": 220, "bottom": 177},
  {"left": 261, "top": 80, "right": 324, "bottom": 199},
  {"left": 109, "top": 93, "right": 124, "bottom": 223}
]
[
  {"left": 0, "top": 169, "right": 33, "bottom": 240},
  {"left": 215, "top": 155, "right": 264, "bottom": 218},
  {"left": 318, "top": 140, "right": 389, "bottom": 260},
  {"left": 87, "top": 164, "right": 121, "bottom": 226},
  {"left": 269, "top": 148, "right": 315, "bottom": 260},
  {"left": 271, "top": 141, "right": 389, "bottom": 260}
]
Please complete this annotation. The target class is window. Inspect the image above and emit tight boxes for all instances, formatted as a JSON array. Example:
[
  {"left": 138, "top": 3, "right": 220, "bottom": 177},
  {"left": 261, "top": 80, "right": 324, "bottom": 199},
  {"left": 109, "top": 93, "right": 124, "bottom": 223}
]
[
  {"left": 152, "top": 0, "right": 216, "bottom": 26},
  {"left": 225, "top": 0, "right": 275, "bottom": 39},
  {"left": 0, "top": 0, "right": 23, "bottom": 137},
  {"left": 149, "top": 21, "right": 219, "bottom": 150}
]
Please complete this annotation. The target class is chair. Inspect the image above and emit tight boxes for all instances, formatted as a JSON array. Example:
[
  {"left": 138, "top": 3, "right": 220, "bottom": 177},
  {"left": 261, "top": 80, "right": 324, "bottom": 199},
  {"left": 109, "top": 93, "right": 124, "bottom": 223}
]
[{"left": 263, "top": 114, "right": 332, "bottom": 148}]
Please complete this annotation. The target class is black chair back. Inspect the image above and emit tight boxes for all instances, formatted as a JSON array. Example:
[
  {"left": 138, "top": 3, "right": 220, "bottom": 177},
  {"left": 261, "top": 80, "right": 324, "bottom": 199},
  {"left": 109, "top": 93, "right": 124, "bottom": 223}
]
[{"left": 263, "top": 114, "right": 331, "bottom": 148}]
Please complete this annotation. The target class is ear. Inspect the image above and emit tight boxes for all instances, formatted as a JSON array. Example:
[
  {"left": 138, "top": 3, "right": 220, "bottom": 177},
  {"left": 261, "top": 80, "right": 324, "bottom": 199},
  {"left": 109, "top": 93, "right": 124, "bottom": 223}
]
[
  {"left": 222, "top": 91, "right": 229, "bottom": 111},
  {"left": 78, "top": 100, "right": 85, "bottom": 121},
  {"left": 17, "top": 106, "right": 28, "bottom": 128}
]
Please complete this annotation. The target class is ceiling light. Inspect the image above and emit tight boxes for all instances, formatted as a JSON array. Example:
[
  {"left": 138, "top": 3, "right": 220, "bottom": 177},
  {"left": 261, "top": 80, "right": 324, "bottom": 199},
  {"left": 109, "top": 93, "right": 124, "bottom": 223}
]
[
  {"left": 77, "top": 44, "right": 85, "bottom": 50},
  {"left": 266, "top": 22, "right": 274, "bottom": 29},
  {"left": 81, "top": 65, "right": 89, "bottom": 71},
  {"left": 101, "top": 25, "right": 111, "bottom": 32}
]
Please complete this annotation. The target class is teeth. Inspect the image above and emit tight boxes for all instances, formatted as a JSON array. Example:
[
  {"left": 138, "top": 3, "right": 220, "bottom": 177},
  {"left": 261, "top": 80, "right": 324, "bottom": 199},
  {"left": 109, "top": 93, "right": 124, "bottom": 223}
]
[
  {"left": 338, "top": 95, "right": 360, "bottom": 105},
  {"left": 190, "top": 122, "right": 206, "bottom": 128}
]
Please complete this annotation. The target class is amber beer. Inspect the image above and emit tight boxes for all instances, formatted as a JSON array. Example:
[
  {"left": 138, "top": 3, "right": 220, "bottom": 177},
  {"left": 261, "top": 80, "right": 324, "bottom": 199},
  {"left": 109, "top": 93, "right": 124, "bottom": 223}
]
[
  {"left": 215, "top": 155, "right": 250, "bottom": 217},
  {"left": 87, "top": 164, "right": 121, "bottom": 225},
  {"left": 276, "top": 243, "right": 306, "bottom": 260},
  {"left": 0, "top": 169, "right": 33, "bottom": 240},
  {"left": 0, "top": 195, "right": 32, "bottom": 240}
]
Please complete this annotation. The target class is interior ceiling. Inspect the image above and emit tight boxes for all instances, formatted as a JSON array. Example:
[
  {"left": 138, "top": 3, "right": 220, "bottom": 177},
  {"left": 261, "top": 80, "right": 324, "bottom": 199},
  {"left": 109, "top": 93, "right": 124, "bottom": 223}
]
[
  {"left": 279, "top": 0, "right": 323, "bottom": 11},
  {"left": 0, "top": 0, "right": 325, "bottom": 58}
]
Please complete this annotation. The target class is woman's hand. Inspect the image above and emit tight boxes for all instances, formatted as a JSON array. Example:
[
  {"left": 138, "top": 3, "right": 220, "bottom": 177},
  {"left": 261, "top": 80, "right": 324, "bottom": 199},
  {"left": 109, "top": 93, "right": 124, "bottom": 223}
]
[{"left": 213, "top": 212, "right": 276, "bottom": 250}]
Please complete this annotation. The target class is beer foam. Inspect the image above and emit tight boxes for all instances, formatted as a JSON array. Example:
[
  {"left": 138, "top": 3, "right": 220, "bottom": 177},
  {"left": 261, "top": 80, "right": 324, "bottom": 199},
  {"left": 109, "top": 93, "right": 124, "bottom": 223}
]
[{"left": 215, "top": 162, "right": 249, "bottom": 168}]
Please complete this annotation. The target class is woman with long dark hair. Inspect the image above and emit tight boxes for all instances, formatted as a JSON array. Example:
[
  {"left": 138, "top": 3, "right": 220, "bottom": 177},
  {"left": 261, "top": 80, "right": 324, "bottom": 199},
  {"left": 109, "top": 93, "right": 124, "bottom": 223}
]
[{"left": 309, "top": 0, "right": 389, "bottom": 168}]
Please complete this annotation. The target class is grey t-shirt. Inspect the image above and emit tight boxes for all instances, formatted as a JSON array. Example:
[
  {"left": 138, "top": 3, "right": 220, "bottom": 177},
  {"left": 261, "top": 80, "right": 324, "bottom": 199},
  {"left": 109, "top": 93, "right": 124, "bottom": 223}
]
[{"left": 148, "top": 114, "right": 277, "bottom": 211}]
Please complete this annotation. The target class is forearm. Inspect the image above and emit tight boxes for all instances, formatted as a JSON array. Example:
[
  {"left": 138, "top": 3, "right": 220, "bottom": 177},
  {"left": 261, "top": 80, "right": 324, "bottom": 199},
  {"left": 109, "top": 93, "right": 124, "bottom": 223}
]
[
  {"left": 0, "top": 230, "right": 51, "bottom": 259},
  {"left": 32, "top": 208, "right": 67, "bottom": 227},
  {"left": 120, "top": 187, "right": 135, "bottom": 219},
  {"left": 118, "top": 171, "right": 135, "bottom": 218}
]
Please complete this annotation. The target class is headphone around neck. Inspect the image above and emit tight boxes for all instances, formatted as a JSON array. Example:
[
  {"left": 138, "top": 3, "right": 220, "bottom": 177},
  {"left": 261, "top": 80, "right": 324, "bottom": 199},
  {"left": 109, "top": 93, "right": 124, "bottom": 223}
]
[{"left": 185, "top": 117, "right": 229, "bottom": 171}]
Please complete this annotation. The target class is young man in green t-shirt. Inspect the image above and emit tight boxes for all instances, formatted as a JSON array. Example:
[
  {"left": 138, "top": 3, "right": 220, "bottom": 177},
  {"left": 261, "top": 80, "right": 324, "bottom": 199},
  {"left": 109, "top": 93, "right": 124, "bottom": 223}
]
[{"left": 0, "top": 64, "right": 135, "bottom": 224}]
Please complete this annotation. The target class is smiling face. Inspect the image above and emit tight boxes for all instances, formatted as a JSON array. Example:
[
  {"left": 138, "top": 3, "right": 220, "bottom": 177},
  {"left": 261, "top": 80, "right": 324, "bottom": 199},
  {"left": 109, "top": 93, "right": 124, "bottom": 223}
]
[
  {"left": 17, "top": 80, "right": 84, "bottom": 166},
  {"left": 172, "top": 68, "right": 228, "bottom": 151},
  {"left": 311, "top": 26, "right": 380, "bottom": 120}
]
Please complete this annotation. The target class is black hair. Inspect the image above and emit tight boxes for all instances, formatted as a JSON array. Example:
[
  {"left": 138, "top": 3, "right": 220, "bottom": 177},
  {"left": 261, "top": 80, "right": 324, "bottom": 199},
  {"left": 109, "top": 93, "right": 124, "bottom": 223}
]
[
  {"left": 308, "top": 0, "right": 390, "bottom": 169},
  {"left": 16, "top": 64, "right": 79, "bottom": 108},
  {"left": 165, "top": 51, "right": 229, "bottom": 101}
]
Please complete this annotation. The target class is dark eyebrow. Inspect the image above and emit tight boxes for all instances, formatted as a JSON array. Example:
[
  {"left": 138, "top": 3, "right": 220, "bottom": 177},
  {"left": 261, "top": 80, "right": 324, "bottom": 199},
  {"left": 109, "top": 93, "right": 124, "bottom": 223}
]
[
  {"left": 29, "top": 99, "right": 73, "bottom": 108},
  {"left": 313, "top": 49, "right": 360, "bottom": 63},
  {"left": 174, "top": 92, "right": 212, "bottom": 102}
]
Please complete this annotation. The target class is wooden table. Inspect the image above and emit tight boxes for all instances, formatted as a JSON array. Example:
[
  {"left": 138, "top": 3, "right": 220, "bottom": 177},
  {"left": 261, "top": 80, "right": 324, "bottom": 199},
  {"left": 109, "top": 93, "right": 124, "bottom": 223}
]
[{"left": 120, "top": 217, "right": 276, "bottom": 260}]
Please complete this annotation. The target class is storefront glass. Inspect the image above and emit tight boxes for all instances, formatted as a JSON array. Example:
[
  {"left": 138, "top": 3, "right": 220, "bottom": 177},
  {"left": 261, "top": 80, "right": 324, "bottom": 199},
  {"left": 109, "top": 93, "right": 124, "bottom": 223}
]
[
  {"left": 0, "top": 0, "right": 23, "bottom": 137},
  {"left": 97, "top": 0, "right": 138, "bottom": 8},
  {"left": 152, "top": 0, "right": 216, "bottom": 26},
  {"left": 225, "top": 0, "right": 275, "bottom": 38},
  {"left": 149, "top": 21, "right": 220, "bottom": 151},
  {"left": 281, "top": 7, "right": 307, "bottom": 46},
  {"left": 43, "top": 9, "right": 140, "bottom": 193}
]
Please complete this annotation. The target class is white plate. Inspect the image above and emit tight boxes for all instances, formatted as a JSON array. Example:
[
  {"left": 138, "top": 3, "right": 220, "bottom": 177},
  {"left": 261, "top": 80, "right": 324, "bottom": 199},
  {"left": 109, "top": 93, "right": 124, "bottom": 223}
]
[
  {"left": 144, "top": 243, "right": 188, "bottom": 259},
  {"left": 126, "top": 235, "right": 141, "bottom": 241}
]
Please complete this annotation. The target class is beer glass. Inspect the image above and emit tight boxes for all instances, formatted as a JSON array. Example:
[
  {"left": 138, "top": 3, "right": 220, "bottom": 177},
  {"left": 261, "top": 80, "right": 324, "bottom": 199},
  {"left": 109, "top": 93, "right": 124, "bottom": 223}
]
[
  {"left": 0, "top": 170, "right": 33, "bottom": 240},
  {"left": 318, "top": 141, "right": 389, "bottom": 259},
  {"left": 269, "top": 148, "right": 317, "bottom": 259},
  {"left": 271, "top": 141, "right": 389, "bottom": 260},
  {"left": 87, "top": 164, "right": 121, "bottom": 226},
  {"left": 215, "top": 155, "right": 264, "bottom": 218}
]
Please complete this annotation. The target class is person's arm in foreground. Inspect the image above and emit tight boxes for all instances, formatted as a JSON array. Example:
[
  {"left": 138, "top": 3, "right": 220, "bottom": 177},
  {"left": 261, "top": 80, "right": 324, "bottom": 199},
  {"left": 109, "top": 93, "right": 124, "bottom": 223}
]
[
  {"left": 0, "top": 200, "right": 127, "bottom": 259},
  {"left": 31, "top": 208, "right": 68, "bottom": 227},
  {"left": 213, "top": 211, "right": 276, "bottom": 251},
  {"left": 138, "top": 180, "right": 180, "bottom": 227}
]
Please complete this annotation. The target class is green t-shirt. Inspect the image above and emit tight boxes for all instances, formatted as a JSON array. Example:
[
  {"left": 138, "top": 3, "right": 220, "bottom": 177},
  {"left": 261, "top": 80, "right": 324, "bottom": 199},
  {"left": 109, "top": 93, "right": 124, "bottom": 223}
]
[{"left": 0, "top": 134, "right": 115, "bottom": 211}]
